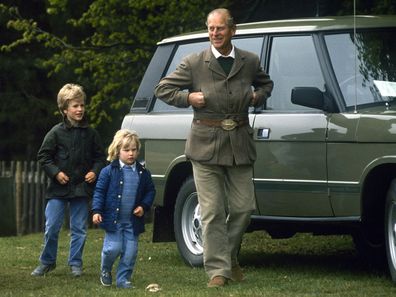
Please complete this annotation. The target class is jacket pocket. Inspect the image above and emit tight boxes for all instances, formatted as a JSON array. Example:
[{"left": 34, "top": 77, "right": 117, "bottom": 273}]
[
  {"left": 245, "top": 126, "right": 257, "bottom": 162},
  {"left": 55, "top": 147, "right": 70, "bottom": 170},
  {"left": 185, "top": 123, "right": 216, "bottom": 161}
]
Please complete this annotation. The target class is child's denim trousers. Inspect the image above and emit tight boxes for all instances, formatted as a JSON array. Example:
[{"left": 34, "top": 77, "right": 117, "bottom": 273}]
[
  {"left": 39, "top": 197, "right": 88, "bottom": 267},
  {"left": 101, "top": 222, "right": 139, "bottom": 287}
]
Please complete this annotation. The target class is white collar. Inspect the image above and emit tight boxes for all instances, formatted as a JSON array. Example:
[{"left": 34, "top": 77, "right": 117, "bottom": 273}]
[
  {"left": 211, "top": 45, "right": 235, "bottom": 59},
  {"left": 119, "top": 160, "right": 136, "bottom": 170}
]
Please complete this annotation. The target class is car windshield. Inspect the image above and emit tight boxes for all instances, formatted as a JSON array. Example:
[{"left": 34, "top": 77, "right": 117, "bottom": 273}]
[{"left": 325, "top": 29, "right": 396, "bottom": 109}]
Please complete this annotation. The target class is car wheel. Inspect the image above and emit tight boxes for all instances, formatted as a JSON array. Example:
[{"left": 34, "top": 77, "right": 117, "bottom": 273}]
[
  {"left": 174, "top": 176, "right": 204, "bottom": 267},
  {"left": 385, "top": 179, "right": 396, "bottom": 282}
]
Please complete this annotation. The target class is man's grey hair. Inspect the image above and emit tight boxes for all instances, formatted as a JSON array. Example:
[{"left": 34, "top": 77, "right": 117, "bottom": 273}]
[{"left": 206, "top": 8, "right": 235, "bottom": 28}]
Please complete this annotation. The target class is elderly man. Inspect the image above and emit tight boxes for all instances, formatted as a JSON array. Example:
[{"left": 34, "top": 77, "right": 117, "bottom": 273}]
[{"left": 155, "top": 8, "right": 273, "bottom": 288}]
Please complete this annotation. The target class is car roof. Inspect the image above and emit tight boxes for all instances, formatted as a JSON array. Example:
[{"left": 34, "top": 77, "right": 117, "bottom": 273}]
[{"left": 158, "top": 15, "right": 396, "bottom": 44}]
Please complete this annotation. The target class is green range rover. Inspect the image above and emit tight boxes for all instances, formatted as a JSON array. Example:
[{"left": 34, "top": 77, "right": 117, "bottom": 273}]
[{"left": 122, "top": 15, "right": 396, "bottom": 281}]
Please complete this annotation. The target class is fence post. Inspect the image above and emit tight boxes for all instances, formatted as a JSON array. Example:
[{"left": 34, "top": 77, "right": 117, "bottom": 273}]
[
  {"left": 40, "top": 168, "right": 47, "bottom": 231},
  {"left": 10, "top": 161, "right": 15, "bottom": 176},
  {"left": 1, "top": 161, "right": 5, "bottom": 176},
  {"left": 15, "top": 161, "right": 22, "bottom": 235},
  {"left": 21, "top": 161, "right": 29, "bottom": 235},
  {"left": 34, "top": 162, "right": 41, "bottom": 233},
  {"left": 27, "top": 161, "right": 34, "bottom": 234},
  {"left": 0, "top": 176, "right": 16, "bottom": 236}
]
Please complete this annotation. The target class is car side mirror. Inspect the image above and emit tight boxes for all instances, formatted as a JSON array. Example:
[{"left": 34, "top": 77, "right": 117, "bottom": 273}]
[{"left": 291, "top": 87, "right": 325, "bottom": 110}]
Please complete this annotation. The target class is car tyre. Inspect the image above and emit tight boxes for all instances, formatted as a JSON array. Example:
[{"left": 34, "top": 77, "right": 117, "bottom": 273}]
[
  {"left": 174, "top": 176, "right": 204, "bottom": 267},
  {"left": 385, "top": 178, "right": 396, "bottom": 282}
]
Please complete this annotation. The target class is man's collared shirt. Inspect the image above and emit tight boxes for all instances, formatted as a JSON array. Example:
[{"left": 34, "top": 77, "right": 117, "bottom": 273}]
[{"left": 211, "top": 45, "right": 235, "bottom": 59}]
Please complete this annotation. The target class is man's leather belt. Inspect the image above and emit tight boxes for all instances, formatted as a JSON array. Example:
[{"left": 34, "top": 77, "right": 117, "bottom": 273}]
[{"left": 193, "top": 118, "right": 249, "bottom": 131}]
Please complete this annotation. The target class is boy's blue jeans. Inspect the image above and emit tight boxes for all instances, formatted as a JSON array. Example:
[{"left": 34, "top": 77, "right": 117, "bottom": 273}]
[
  {"left": 39, "top": 197, "right": 88, "bottom": 267},
  {"left": 101, "top": 222, "right": 138, "bottom": 287}
]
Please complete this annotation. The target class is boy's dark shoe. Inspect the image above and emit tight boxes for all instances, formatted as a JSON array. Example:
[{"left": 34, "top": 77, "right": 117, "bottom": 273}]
[
  {"left": 100, "top": 271, "right": 112, "bottom": 286},
  {"left": 207, "top": 276, "right": 227, "bottom": 288},
  {"left": 31, "top": 263, "right": 56, "bottom": 276},
  {"left": 70, "top": 265, "right": 83, "bottom": 277}
]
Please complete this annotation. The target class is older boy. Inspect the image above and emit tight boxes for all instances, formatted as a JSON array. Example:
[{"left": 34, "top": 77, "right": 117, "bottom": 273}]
[{"left": 31, "top": 83, "right": 105, "bottom": 277}]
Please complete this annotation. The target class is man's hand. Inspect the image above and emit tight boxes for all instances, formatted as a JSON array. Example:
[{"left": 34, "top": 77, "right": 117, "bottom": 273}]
[
  {"left": 188, "top": 92, "right": 206, "bottom": 108},
  {"left": 250, "top": 92, "right": 258, "bottom": 106}
]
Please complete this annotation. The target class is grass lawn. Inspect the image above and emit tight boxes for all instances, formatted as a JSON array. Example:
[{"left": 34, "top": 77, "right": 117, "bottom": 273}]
[{"left": 1, "top": 224, "right": 396, "bottom": 297}]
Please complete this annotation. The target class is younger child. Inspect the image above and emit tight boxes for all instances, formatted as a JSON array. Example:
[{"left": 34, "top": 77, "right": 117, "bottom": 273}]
[
  {"left": 32, "top": 83, "right": 105, "bottom": 277},
  {"left": 92, "top": 129, "right": 155, "bottom": 288}
]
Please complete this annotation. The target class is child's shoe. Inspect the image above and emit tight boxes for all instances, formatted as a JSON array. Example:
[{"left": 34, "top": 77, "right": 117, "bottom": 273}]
[
  {"left": 31, "top": 263, "right": 56, "bottom": 276},
  {"left": 100, "top": 271, "right": 112, "bottom": 286},
  {"left": 70, "top": 265, "right": 83, "bottom": 277},
  {"left": 117, "top": 281, "right": 133, "bottom": 289}
]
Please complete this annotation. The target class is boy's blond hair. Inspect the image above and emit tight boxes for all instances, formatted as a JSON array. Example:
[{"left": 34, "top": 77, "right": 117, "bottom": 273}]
[
  {"left": 57, "top": 83, "right": 86, "bottom": 115},
  {"left": 107, "top": 129, "right": 141, "bottom": 162}
]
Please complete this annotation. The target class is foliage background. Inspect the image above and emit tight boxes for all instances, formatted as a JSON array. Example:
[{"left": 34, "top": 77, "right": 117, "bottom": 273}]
[{"left": 0, "top": 0, "right": 395, "bottom": 160}]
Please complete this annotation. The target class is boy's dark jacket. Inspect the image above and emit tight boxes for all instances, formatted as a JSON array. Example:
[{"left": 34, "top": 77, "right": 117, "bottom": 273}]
[
  {"left": 37, "top": 118, "right": 106, "bottom": 199},
  {"left": 92, "top": 159, "right": 156, "bottom": 235}
]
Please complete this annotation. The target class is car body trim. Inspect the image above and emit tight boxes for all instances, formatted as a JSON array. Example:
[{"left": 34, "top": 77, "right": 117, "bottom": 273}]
[
  {"left": 254, "top": 178, "right": 359, "bottom": 184},
  {"left": 158, "top": 16, "right": 396, "bottom": 45},
  {"left": 251, "top": 215, "right": 360, "bottom": 222}
]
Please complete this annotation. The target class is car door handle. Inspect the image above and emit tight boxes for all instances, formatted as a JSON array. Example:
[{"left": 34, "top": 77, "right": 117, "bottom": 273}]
[{"left": 257, "top": 128, "right": 270, "bottom": 139}]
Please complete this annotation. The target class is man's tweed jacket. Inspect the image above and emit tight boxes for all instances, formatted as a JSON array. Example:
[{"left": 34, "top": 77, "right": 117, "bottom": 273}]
[{"left": 155, "top": 47, "right": 273, "bottom": 166}]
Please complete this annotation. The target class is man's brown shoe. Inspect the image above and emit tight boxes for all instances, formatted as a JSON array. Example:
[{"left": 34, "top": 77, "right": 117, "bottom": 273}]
[
  {"left": 207, "top": 276, "right": 227, "bottom": 288},
  {"left": 231, "top": 265, "right": 244, "bottom": 282}
]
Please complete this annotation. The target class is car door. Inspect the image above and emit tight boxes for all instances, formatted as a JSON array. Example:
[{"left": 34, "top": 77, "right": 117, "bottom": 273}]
[{"left": 253, "top": 34, "right": 333, "bottom": 217}]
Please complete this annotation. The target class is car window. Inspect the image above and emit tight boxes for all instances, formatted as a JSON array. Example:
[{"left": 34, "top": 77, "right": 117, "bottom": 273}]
[
  {"left": 153, "top": 37, "right": 264, "bottom": 112},
  {"left": 266, "top": 35, "right": 325, "bottom": 112},
  {"left": 233, "top": 37, "right": 263, "bottom": 57},
  {"left": 325, "top": 29, "right": 396, "bottom": 109},
  {"left": 165, "top": 41, "right": 210, "bottom": 76},
  {"left": 153, "top": 41, "right": 208, "bottom": 112}
]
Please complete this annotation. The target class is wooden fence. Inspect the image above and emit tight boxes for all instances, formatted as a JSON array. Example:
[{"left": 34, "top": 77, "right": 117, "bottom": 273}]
[
  {"left": 0, "top": 160, "right": 153, "bottom": 237},
  {"left": 0, "top": 160, "right": 48, "bottom": 235}
]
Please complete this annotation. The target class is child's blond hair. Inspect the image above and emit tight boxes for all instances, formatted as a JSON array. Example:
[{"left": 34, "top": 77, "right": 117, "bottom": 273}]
[
  {"left": 57, "top": 83, "right": 86, "bottom": 115},
  {"left": 107, "top": 129, "right": 141, "bottom": 162}
]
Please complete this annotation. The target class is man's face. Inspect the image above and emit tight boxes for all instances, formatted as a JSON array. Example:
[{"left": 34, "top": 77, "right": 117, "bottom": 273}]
[{"left": 207, "top": 12, "right": 235, "bottom": 55}]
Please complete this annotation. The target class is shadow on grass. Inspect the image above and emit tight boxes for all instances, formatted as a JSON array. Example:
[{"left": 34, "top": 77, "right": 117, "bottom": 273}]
[{"left": 238, "top": 233, "right": 389, "bottom": 280}]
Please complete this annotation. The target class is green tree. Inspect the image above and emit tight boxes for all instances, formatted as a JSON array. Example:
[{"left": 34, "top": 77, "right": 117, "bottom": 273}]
[
  {"left": 0, "top": 1, "right": 62, "bottom": 160},
  {"left": 0, "top": 0, "right": 230, "bottom": 154},
  {"left": 1, "top": 0, "right": 394, "bottom": 160}
]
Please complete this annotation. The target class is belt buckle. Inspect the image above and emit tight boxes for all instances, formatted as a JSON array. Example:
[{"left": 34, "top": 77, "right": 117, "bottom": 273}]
[{"left": 221, "top": 119, "right": 237, "bottom": 131}]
